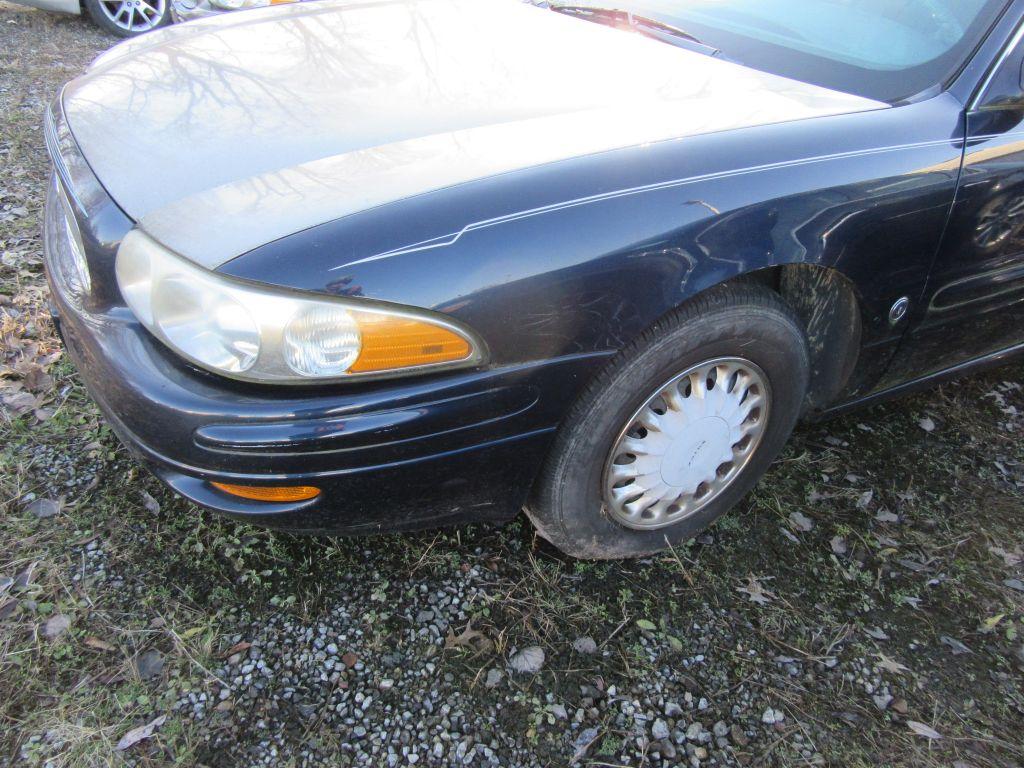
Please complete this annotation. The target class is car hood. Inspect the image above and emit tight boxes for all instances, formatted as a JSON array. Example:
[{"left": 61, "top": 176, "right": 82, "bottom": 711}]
[{"left": 63, "top": 0, "right": 884, "bottom": 268}]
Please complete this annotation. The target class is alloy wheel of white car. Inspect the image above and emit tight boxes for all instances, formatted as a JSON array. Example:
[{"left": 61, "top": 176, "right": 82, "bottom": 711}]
[
  {"left": 101, "top": 0, "right": 166, "bottom": 32},
  {"left": 85, "top": 0, "right": 171, "bottom": 37}
]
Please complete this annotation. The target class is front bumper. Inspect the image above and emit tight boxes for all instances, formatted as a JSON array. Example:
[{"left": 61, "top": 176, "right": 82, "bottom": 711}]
[
  {"left": 45, "top": 240, "right": 608, "bottom": 532},
  {"left": 42, "top": 104, "right": 606, "bottom": 534},
  {"left": 52, "top": 299, "right": 568, "bottom": 532}
]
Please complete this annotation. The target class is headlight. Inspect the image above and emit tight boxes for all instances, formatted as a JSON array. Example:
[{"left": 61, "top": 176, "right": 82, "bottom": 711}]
[
  {"left": 115, "top": 230, "right": 483, "bottom": 383},
  {"left": 45, "top": 174, "right": 91, "bottom": 301}
]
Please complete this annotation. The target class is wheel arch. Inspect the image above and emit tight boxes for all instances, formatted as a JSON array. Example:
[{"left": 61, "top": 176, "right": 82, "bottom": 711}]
[{"left": 681, "top": 263, "right": 864, "bottom": 414}]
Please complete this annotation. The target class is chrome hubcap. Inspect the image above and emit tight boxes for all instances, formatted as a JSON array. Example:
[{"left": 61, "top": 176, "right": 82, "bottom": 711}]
[
  {"left": 603, "top": 357, "right": 770, "bottom": 530},
  {"left": 99, "top": 0, "right": 166, "bottom": 32}
]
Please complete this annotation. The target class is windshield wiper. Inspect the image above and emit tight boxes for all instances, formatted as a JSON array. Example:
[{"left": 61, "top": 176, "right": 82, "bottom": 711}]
[{"left": 548, "top": 4, "right": 722, "bottom": 57}]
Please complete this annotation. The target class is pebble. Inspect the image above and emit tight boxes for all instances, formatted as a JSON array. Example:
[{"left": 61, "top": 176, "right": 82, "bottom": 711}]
[
  {"left": 485, "top": 668, "right": 503, "bottom": 689},
  {"left": 572, "top": 636, "right": 598, "bottom": 654},
  {"left": 136, "top": 650, "right": 164, "bottom": 680},
  {"left": 25, "top": 498, "right": 60, "bottom": 519},
  {"left": 761, "top": 708, "right": 785, "bottom": 724},
  {"left": 41, "top": 614, "right": 70, "bottom": 640}
]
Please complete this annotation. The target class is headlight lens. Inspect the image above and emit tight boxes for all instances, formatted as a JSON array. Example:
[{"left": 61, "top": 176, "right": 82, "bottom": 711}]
[
  {"left": 116, "top": 230, "right": 482, "bottom": 383},
  {"left": 45, "top": 174, "right": 91, "bottom": 301},
  {"left": 283, "top": 306, "right": 360, "bottom": 377},
  {"left": 152, "top": 276, "right": 260, "bottom": 373}
]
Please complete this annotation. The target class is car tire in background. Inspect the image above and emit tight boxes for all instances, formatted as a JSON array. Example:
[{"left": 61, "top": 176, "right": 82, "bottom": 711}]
[
  {"left": 527, "top": 284, "right": 810, "bottom": 559},
  {"left": 84, "top": 0, "right": 172, "bottom": 37}
]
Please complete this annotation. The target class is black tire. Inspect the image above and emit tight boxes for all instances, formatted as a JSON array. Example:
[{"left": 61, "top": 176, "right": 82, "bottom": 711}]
[
  {"left": 527, "top": 284, "right": 810, "bottom": 560},
  {"left": 83, "top": 0, "right": 172, "bottom": 37}
]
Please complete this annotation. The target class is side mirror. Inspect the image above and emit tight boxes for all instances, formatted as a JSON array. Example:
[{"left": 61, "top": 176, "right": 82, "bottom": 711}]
[{"left": 973, "top": 53, "right": 1024, "bottom": 113}]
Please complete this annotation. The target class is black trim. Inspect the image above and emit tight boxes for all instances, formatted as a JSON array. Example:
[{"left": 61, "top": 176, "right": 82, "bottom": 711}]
[{"left": 818, "top": 340, "right": 1024, "bottom": 419}]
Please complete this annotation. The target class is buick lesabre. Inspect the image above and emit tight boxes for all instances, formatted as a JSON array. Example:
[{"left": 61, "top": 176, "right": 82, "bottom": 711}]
[{"left": 45, "top": 0, "right": 1024, "bottom": 557}]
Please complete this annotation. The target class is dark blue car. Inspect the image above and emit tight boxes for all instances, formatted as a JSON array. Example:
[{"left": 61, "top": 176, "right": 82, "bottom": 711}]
[{"left": 45, "top": 0, "right": 1024, "bottom": 557}]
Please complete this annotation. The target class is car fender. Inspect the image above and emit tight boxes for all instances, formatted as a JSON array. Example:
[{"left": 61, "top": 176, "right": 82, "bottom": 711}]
[{"left": 221, "top": 93, "right": 967, "bottom": 401}]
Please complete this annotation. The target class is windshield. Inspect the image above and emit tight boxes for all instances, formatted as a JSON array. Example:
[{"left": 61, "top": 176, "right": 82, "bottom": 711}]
[{"left": 576, "top": 0, "right": 1011, "bottom": 102}]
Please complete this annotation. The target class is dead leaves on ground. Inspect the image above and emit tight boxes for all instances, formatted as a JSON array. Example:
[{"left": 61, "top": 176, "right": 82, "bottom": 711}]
[
  {"left": 220, "top": 640, "right": 252, "bottom": 659},
  {"left": 988, "top": 544, "right": 1023, "bottom": 568},
  {"left": 444, "top": 621, "right": 493, "bottom": 656},
  {"left": 115, "top": 714, "right": 166, "bottom": 751},
  {"left": 737, "top": 575, "right": 775, "bottom": 606},
  {"left": 1, "top": 304, "right": 62, "bottom": 421},
  {"left": 906, "top": 720, "right": 943, "bottom": 740},
  {"left": 84, "top": 636, "right": 117, "bottom": 653},
  {"left": 875, "top": 652, "right": 910, "bottom": 676}
]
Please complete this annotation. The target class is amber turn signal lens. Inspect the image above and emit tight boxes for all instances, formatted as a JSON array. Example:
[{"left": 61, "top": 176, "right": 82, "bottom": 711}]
[
  {"left": 350, "top": 314, "right": 472, "bottom": 373},
  {"left": 211, "top": 482, "right": 320, "bottom": 502}
]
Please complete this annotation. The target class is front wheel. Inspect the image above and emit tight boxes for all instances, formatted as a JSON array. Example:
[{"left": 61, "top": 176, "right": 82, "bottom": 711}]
[
  {"left": 84, "top": 0, "right": 172, "bottom": 37},
  {"left": 527, "top": 285, "right": 809, "bottom": 560}
]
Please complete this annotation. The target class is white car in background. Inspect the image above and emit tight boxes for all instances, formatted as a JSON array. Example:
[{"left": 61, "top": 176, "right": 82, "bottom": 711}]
[{"left": 10, "top": 0, "right": 295, "bottom": 36}]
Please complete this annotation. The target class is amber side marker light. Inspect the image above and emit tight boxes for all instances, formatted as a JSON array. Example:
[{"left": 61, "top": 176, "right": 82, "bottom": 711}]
[
  {"left": 212, "top": 482, "right": 321, "bottom": 503},
  {"left": 350, "top": 314, "right": 473, "bottom": 373}
]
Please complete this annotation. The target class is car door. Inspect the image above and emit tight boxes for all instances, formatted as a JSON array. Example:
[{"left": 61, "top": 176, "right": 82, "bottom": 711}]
[{"left": 891, "top": 24, "right": 1024, "bottom": 381}]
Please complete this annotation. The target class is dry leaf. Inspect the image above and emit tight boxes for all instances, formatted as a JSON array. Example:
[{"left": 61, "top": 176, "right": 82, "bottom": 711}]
[
  {"left": 789, "top": 511, "right": 814, "bottom": 532},
  {"left": 940, "top": 635, "right": 972, "bottom": 655},
  {"left": 84, "top": 637, "right": 116, "bottom": 652},
  {"left": 906, "top": 721, "right": 942, "bottom": 740},
  {"left": 221, "top": 641, "right": 252, "bottom": 658},
  {"left": 737, "top": 576, "right": 775, "bottom": 605},
  {"left": 3, "top": 391, "right": 37, "bottom": 414},
  {"left": 980, "top": 614, "right": 1005, "bottom": 633},
  {"left": 508, "top": 646, "right": 545, "bottom": 674},
  {"left": 17, "top": 361, "right": 53, "bottom": 393},
  {"left": 988, "top": 546, "right": 1022, "bottom": 568},
  {"left": 140, "top": 492, "right": 160, "bottom": 515},
  {"left": 876, "top": 652, "right": 909, "bottom": 675},
  {"left": 444, "top": 622, "right": 493, "bottom": 655},
  {"left": 116, "top": 715, "right": 167, "bottom": 750}
]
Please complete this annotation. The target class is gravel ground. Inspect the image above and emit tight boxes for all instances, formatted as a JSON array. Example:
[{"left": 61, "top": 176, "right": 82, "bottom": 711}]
[{"left": 2, "top": 5, "right": 1024, "bottom": 767}]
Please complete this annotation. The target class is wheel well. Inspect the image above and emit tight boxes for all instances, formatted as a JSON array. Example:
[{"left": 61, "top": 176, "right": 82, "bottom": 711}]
[{"left": 719, "top": 265, "right": 862, "bottom": 412}]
